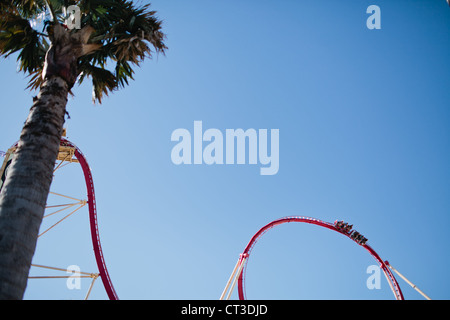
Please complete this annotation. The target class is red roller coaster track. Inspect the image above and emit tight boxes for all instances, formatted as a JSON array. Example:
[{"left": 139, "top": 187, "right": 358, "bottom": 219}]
[
  {"left": 235, "top": 216, "right": 404, "bottom": 300},
  {"left": 60, "top": 138, "right": 118, "bottom": 300}
]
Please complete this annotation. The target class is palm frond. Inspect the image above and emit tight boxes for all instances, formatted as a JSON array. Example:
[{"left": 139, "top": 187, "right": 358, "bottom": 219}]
[
  {"left": 85, "top": 0, "right": 167, "bottom": 62},
  {"left": 115, "top": 59, "right": 134, "bottom": 88},
  {"left": 0, "top": 9, "right": 47, "bottom": 74},
  {"left": 76, "top": 0, "right": 166, "bottom": 103},
  {"left": 0, "top": 0, "right": 47, "bottom": 19},
  {"left": 78, "top": 61, "right": 117, "bottom": 103}
]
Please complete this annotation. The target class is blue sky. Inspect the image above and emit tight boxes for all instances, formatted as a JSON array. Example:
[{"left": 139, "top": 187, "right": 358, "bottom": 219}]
[{"left": 1, "top": 0, "right": 449, "bottom": 300}]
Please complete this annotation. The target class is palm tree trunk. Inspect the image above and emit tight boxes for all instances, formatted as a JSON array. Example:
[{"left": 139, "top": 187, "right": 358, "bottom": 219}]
[{"left": 0, "top": 76, "right": 68, "bottom": 299}]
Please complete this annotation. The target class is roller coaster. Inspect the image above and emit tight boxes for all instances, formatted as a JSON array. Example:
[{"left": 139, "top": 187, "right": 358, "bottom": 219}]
[
  {"left": 1, "top": 140, "right": 431, "bottom": 300},
  {"left": 220, "top": 216, "right": 431, "bottom": 300}
]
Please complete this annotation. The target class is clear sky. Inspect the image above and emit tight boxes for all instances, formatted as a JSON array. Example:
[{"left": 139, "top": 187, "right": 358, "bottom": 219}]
[{"left": 1, "top": 0, "right": 449, "bottom": 300}]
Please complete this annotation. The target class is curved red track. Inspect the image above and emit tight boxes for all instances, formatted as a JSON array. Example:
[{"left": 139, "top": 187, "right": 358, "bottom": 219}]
[
  {"left": 60, "top": 138, "right": 118, "bottom": 300},
  {"left": 237, "top": 216, "right": 403, "bottom": 300}
]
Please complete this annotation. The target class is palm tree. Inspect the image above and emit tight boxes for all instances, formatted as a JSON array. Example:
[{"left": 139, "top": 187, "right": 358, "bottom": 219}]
[{"left": 0, "top": 0, "right": 166, "bottom": 299}]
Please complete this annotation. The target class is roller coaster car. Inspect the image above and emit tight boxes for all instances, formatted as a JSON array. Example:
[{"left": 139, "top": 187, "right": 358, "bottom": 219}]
[
  {"left": 350, "top": 230, "right": 368, "bottom": 245},
  {"left": 334, "top": 220, "right": 352, "bottom": 234},
  {"left": 334, "top": 220, "right": 368, "bottom": 245}
]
